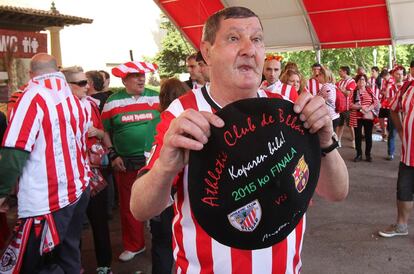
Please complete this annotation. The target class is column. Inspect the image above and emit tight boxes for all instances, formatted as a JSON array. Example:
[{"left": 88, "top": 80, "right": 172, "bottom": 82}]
[{"left": 46, "top": 26, "right": 63, "bottom": 67}]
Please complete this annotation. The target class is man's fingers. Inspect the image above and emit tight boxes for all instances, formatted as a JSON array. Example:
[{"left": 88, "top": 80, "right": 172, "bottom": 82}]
[
  {"left": 200, "top": 111, "right": 225, "bottom": 128},
  {"left": 294, "top": 92, "right": 313, "bottom": 114}
]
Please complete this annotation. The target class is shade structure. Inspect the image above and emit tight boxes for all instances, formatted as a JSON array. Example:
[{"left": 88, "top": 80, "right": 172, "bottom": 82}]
[{"left": 154, "top": 0, "right": 414, "bottom": 52}]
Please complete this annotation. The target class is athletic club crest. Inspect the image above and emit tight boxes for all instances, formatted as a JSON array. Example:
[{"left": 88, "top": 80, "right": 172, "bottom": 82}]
[
  {"left": 0, "top": 247, "right": 17, "bottom": 272},
  {"left": 227, "top": 200, "right": 262, "bottom": 232},
  {"left": 292, "top": 155, "right": 309, "bottom": 193}
]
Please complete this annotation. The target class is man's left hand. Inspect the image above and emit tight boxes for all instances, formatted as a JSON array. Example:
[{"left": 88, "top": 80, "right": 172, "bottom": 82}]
[{"left": 294, "top": 92, "right": 333, "bottom": 147}]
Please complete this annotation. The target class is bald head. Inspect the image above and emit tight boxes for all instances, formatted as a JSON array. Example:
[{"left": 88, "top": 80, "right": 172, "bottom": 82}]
[{"left": 30, "top": 53, "right": 59, "bottom": 77}]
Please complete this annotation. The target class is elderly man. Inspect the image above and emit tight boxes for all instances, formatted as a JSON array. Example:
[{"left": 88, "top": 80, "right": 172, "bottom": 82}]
[
  {"left": 0, "top": 53, "right": 90, "bottom": 273},
  {"left": 101, "top": 61, "right": 160, "bottom": 261},
  {"left": 131, "top": 7, "right": 348, "bottom": 272}
]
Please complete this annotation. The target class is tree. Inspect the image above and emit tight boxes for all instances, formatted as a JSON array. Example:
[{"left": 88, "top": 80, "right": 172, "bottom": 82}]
[
  {"left": 153, "top": 15, "right": 194, "bottom": 78},
  {"left": 274, "top": 44, "right": 414, "bottom": 79}
]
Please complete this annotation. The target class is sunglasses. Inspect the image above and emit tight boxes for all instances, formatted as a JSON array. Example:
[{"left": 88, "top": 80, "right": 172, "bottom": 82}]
[
  {"left": 265, "top": 54, "right": 283, "bottom": 62},
  {"left": 69, "top": 80, "right": 88, "bottom": 87}
]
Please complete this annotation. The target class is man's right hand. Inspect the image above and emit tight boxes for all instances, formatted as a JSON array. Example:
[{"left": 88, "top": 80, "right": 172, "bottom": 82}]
[
  {"left": 157, "top": 109, "right": 224, "bottom": 175},
  {"left": 112, "top": 156, "right": 126, "bottom": 172}
]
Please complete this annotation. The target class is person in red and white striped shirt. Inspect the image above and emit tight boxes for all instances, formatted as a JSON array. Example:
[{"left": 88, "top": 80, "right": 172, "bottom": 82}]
[
  {"left": 378, "top": 80, "right": 414, "bottom": 238},
  {"left": 130, "top": 7, "right": 348, "bottom": 274},
  {"left": 336, "top": 66, "right": 357, "bottom": 147},
  {"left": 406, "top": 60, "right": 414, "bottom": 82},
  {"left": 0, "top": 54, "right": 90, "bottom": 273},
  {"left": 306, "top": 63, "right": 322, "bottom": 96}
]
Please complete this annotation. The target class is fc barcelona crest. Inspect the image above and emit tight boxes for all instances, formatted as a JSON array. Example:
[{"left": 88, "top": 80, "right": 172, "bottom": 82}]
[
  {"left": 227, "top": 200, "right": 262, "bottom": 232},
  {"left": 292, "top": 155, "right": 309, "bottom": 193}
]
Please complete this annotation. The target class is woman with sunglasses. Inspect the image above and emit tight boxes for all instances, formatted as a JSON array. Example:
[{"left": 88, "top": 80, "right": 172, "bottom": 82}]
[{"left": 62, "top": 66, "right": 113, "bottom": 274}]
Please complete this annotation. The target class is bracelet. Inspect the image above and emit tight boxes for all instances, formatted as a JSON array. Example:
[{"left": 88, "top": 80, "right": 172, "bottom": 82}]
[{"left": 108, "top": 147, "right": 119, "bottom": 161}]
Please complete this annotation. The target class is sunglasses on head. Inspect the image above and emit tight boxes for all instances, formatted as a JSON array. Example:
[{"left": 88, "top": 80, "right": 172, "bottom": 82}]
[
  {"left": 69, "top": 80, "right": 88, "bottom": 87},
  {"left": 265, "top": 54, "right": 283, "bottom": 62}
]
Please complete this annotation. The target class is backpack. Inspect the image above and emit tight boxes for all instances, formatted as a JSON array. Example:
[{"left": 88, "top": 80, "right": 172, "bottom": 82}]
[{"left": 335, "top": 87, "right": 347, "bottom": 113}]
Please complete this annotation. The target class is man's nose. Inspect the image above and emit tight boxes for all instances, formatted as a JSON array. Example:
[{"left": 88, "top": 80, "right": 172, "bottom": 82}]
[{"left": 239, "top": 37, "right": 255, "bottom": 57}]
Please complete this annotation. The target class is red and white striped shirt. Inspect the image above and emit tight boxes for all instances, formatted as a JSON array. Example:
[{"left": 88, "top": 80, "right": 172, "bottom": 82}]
[
  {"left": 2, "top": 72, "right": 90, "bottom": 218},
  {"left": 336, "top": 77, "right": 356, "bottom": 110},
  {"left": 390, "top": 81, "right": 414, "bottom": 166},
  {"left": 260, "top": 80, "right": 298, "bottom": 102},
  {"left": 349, "top": 88, "right": 378, "bottom": 128},
  {"left": 144, "top": 88, "right": 305, "bottom": 274},
  {"left": 383, "top": 82, "right": 402, "bottom": 109},
  {"left": 306, "top": 78, "right": 321, "bottom": 96}
]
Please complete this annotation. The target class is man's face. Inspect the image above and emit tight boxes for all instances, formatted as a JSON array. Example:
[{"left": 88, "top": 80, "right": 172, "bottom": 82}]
[
  {"left": 371, "top": 69, "right": 378, "bottom": 78},
  {"left": 357, "top": 67, "right": 365, "bottom": 75},
  {"left": 263, "top": 59, "right": 281, "bottom": 84},
  {"left": 338, "top": 69, "right": 346, "bottom": 78},
  {"left": 312, "top": 67, "right": 321, "bottom": 78},
  {"left": 393, "top": 69, "right": 404, "bottom": 83},
  {"left": 68, "top": 72, "right": 88, "bottom": 99},
  {"left": 410, "top": 67, "right": 414, "bottom": 77},
  {"left": 198, "top": 61, "right": 210, "bottom": 82},
  {"left": 123, "top": 73, "right": 146, "bottom": 95},
  {"left": 201, "top": 17, "right": 264, "bottom": 92},
  {"left": 186, "top": 58, "right": 201, "bottom": 81},
  {"left": 100, "top": 72, "right": 110, "bottom": 90}
]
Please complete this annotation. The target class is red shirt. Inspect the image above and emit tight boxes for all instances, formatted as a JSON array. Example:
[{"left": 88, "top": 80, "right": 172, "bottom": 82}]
[{"left": 306, "top": 78, "right": 321, "bottom": 96}]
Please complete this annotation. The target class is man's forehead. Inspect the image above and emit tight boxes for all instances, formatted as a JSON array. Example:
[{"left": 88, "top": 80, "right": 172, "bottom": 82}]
[
  {"left": 220, "top": 17, "right": 263, "bottom": 33},
  {"left": 264, "top": 60, "right": 281, "bottom": 68}
]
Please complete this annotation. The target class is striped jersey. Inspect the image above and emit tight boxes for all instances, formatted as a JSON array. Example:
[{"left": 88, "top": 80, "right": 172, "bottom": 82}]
[
  {"left": 336, "top": 77, "right": 356, "bottom": 111},
  {"left": 306, "top": 78, "right": 321, "bottom": 96},
  {"left": 349, "top": 88, "right": 378, "bottom": 127},
  {"left": 260, "top": 80, "right": 299, "bottom": 102},
  {"left": 381, "top": 77, "right": 395, "bottom": 108},
  {"left": 144, "top": 87, "right": 305, "bottom": 274},
  {"left": 102, "top": 88, "right": 160, "bottom": 157},
  {"left": 390, "top": 81, "right": 414, "bottom": 166},
  {"left": 2, "top": 72, "right": 90, "bottom": 218},
  {"left": 319, "top": 83, "right": 339, "bottom": 120}
]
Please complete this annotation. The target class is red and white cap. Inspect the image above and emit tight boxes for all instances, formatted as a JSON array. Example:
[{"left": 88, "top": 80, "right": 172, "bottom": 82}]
[{"left": 111, "top": 61, "right": 158, "bottom": 78}]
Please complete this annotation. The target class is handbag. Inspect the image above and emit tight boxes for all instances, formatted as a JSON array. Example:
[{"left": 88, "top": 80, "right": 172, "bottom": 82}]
[
  {"left": 88, "top": 142, "right": 108, "bottom": 167},
  {"left": 362, "top": 110, "right": 374, "bottom": 120}
]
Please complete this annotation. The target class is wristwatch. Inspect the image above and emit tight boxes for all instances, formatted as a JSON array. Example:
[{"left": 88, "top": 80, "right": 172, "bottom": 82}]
[{"left": 321, "top": 132, "right": 340, "bottom": 157}]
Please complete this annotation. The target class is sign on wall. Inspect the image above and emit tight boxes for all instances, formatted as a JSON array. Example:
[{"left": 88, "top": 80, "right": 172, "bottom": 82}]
[{"left": 0, "top": 29, "right": 47, "bottom": 58}]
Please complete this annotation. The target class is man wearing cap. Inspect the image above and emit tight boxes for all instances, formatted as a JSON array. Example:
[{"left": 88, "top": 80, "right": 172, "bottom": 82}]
[
  {"left": 102, "top": 61, "right": 160, "bottom": 261},
  {"left": 0, "top": 53, "right": 90, "bottom": 273},
  {"left": 130, "top": 7, "right": 348, "bottom": 272}
]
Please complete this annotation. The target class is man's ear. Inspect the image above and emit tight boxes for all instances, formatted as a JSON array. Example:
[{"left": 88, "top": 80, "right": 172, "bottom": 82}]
[{"left": 200, "top": 41, "right": 212, "bottom": 66}]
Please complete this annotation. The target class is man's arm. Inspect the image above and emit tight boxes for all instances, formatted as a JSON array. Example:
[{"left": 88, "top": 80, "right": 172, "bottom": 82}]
[
  {"left": 103, "top": 131, "right": 125, "bottom": 172},
  {"left": 294, "top": 93, "right": 349, "bottom": 201},
  {"left": 390, "top": 111, "right": 403, "bottom": 140},
  {"left": 130, "top": 109, "right": 225, "bottom": 221},
  {"left": 0, "top": 148, "right": 30, "bottom": 198}
]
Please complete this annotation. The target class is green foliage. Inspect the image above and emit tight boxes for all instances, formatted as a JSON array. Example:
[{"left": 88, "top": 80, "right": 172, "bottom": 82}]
[
  {"left": 153, "top": 15, "right": 194, "bottom": 78},
  {"left": 275, "top": 44, "right": 414, "bottom": 79}
]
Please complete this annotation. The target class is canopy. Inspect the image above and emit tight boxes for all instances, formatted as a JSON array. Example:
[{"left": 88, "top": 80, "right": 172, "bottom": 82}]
[{"left": 154, "top": 0, "right": 414, "bottom": 51}]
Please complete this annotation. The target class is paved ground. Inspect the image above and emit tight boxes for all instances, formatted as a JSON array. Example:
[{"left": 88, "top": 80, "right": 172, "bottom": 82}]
[{"left": 6, "top": 130, "right": 414, "bottom": 273}]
